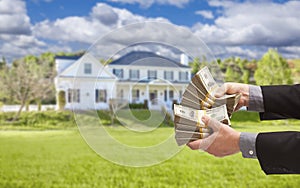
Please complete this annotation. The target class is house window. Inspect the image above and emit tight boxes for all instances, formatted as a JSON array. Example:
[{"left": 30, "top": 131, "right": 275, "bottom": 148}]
[
  {"left": 169, "top": 90, "right": 174, "bottom": 100},
  {"left": 132, "top": 89, "right": 140, "bottom": 102},
  {"left": 179, "top": 71, "right": 189, "bottom": 81},
  {"left": 113, "top": 69, "right": 123, "bottom": 79},
  {"left": 95, "top": 89, "right": 107, "bottom": 103},
  {"left": 129, "top": 70, "right": 139, "bottom": 80},
  {"left": 164, "top": 90, "right": 167, "bottom": 101},
  {"left": 148, "top": 70, "right": 157, "bottom": 79},
  {"left": 84, "top": 63, "right": 92, "bottom": 74},
  {"left": 164, "top": 71, "right": 173, "bottom": 81},
  {"left": 68, "top": 89, "right": 80, "bottom": 103}
]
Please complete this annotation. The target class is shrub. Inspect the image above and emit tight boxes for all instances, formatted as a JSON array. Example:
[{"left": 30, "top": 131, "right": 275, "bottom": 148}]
[
  {"left": 0, "top": 111, "right": 75, "bottom": 128},
  {"left": 128, "top": 103, "right": 145, "bottom": 109}
]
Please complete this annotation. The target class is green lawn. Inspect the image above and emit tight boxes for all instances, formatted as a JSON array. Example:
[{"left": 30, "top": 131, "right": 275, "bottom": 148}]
[{"left": 1, "top": 118, "right": 300, "bottom": 187}]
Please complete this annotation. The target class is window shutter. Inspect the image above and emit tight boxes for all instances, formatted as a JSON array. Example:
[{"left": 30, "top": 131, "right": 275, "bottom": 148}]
[
  {"left": 129, "top": 70, "right": 132, "bottom": 79},
  {"left": 104, "top": 90, "right": 107, "bottom": 103},
  {"left": 137, "top": 70, "right": 140, "bottom": 79},
  {"left": 164, "top": 71, "right": 166, "bottom": 79},
  {"left": 77, "top": 89, "right": 80, "bottom": 103},
  {"left": 95, "top": 89, "right": 98, "bottom": 103}
]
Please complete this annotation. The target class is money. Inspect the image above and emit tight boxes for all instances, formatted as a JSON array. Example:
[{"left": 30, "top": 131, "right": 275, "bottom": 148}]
[
  {"left": 174, "top": 66, "right": 240, "bottom": 146},
  {"left": 180, "top": 66, "right": 241, "bottom": 117},
  {"left": 174, "top": 104, "right": 230, "bottom": 126},
  {"left": 173, "top": 104, "right": 230, "bottom": 146}
]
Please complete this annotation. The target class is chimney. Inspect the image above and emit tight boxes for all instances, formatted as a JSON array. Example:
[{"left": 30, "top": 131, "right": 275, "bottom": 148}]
[{"left": 180, "top": 54, "right": 189, "bottom": 66}]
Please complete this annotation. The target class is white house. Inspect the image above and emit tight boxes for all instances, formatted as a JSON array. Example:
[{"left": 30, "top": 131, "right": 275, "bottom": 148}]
[{"left": 54, "top": 51, "right": 191, "bottom": 110}]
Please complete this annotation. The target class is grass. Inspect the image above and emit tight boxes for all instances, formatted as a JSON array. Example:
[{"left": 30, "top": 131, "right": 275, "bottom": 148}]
[{"left": 1, "top": 112, "right": 300, "bottom": 187}]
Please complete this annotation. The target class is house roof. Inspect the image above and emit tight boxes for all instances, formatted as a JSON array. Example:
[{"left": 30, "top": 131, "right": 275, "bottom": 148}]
[
  {"left": 110, "top": 51, "right": 190, "bottom": 68},
  {"left": 55, "top": 55, "right": 82, "bottom": 60}
]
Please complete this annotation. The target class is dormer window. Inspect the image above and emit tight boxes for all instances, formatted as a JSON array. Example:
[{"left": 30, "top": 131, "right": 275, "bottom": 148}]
[
  {"left": 179, "top": 71, "right": 189, "bottom": 81},
  {"left": 113, "top": 69, "right": 123, "bottom": 79},
  {"left": 164, "top": 71, "right": 173, "bottom": 81},
  {"left": 129, "top": 70, "right": 139, "bottom": 80},
  {"left": 148, "top": 70, "right": 157, "bottom": 79},
  {"left": 84, "top": 63, "right": 92, "bottom": 74}
]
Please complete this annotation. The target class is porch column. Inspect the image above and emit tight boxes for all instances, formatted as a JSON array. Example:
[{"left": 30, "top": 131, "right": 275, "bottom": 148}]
[
  {"left": 146, "top": 84, "right": 149, "bottom": 107},
  {"left": 146, "top": 84, "right": 149, "bottom": 100},
  {"left": 129, "top": 85, "right": 132, "bottom": 103}
]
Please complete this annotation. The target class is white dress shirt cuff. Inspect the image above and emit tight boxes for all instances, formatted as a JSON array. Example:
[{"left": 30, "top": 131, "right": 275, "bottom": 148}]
[
  {"left": 248, "top": 85, "right": 264, "bottom": 112},
  {"left": 239, "top": 132, "right": 258, "bottom": 159}
]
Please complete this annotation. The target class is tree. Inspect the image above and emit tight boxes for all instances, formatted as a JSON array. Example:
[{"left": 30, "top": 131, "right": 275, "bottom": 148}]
[
  {"left": 0, "top": 55, "right": 55, "bottom": 120},
  {"left": 254, "top": 49, "right": 293, "bottom": 85},
  {"left": 189, "top": 56, "right": 209, "bottom": 74}
]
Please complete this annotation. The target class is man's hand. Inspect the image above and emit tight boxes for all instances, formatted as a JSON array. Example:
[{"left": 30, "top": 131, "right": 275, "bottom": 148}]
[
  {"left": 215, "top": 82, "right": 250, "bottom": 111},
  {"left": 187, "top": 115, "right": 241, "bottom": 157}
]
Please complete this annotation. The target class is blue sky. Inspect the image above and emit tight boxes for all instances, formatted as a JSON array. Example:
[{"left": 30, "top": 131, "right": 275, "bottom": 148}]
[
  {"left": 26, "top": 0, "right": 216, "bottom": 26},
  {"left": 1, "top": 0, "right": 300, "bottom": 62}
]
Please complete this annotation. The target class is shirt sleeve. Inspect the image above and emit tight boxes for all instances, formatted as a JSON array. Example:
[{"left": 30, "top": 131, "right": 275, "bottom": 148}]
[
  {"left": 239, "top": 132, "right": 258, "bottom": 159},
  {"left": 248, "top": 85, "right": 264, "bottom": 112}
]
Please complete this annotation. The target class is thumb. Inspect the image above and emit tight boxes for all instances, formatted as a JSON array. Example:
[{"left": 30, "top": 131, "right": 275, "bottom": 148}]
[
  {"left": 202, "top": 115, "right": 221, "bottom": 132},
  {"left": 187, "top": 133, "right": 216, "bottom": 151},
  {"left": 214, "top": 83, "right": 228, "bottom": 98}
]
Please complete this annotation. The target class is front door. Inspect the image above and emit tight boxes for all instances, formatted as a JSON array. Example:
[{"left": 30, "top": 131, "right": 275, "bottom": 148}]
[{"left": 149, "top": 90, "right": 158, "bottom": 105}]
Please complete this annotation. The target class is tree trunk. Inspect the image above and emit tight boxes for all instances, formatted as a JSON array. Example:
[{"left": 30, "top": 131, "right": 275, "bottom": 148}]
[{"left": 12, "top": 101, "right": 25, "bottom": 121}]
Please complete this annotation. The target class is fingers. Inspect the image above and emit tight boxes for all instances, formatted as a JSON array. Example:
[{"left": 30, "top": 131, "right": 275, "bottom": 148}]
[
  {"left": 187, "top": 134, "right": 216, "bottom": 151},
  {"left": 214, "top": 83, "right": 229, "bottom": 98},
  {"left": 187, "top": 116, "right": 223, "bottom": 151},
  {"left": 202, "top": 115, "right": 220, "bottom": 132}
]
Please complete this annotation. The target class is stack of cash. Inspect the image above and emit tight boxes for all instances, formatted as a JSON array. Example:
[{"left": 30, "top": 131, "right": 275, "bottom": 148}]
[
  {"left": 181, "top": 66, "right": 241, "bottom": 116},
  {"left": 174, "top": 104, "right": 230, "bottom": 145},
  {"left": 174, "top": 66, "right": 241, "bottom": 146}
]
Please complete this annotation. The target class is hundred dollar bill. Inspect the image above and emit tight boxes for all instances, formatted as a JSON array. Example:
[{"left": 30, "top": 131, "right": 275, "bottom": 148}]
[
  {"left": 174, "top": 115, "right": 207, "bottom": 128},
  {"left": 175, "top": 123, "right": 212, "bottom": 133},
  {"left": 181, "top": 96, "right": 210, "bottom": 110},
  {"left": 196, "top": 66, "right": 219, "bottom": 94},
  {"left": 214, "top": 93, "right": 241, "bottom": 116},
  {"left": 175, "top": 130, "right": 210, "bottom": 139},
  {"left": 174, "top": 104, "right": 230, "bottom": 126}
]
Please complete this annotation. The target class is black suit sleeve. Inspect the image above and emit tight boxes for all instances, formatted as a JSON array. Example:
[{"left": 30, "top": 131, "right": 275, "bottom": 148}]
[
  {"left": 256, "top": 131, "right": 300, "bottom": 174},
  {"left": 256, "top": 85, "right": 300, "bottom": 174},
  {"left": 259, "top": 84, "right": 300, "bottom": 120}
]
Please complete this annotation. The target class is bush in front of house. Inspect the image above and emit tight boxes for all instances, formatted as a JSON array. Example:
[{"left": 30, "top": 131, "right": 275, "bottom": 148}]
[
  {"left": 0, "top": 110, "right": 75, "bottom": 128},
  {"left": 128, "top": 103, "right": 146, "bottom": 109}
]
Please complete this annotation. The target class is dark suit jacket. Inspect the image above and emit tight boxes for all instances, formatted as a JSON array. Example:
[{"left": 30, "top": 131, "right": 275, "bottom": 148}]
[{"left": 256, "top": 84, "right": 300, "bottom": 174}]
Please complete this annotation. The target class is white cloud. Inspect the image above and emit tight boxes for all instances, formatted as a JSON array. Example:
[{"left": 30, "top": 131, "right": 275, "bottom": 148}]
[
  {"left": 106, "top": 0, "right": 190, "bottom": 8},
  {"left": 33, "top": 3, "right": 170, "bottom": 44},
  {"left": 194, "top": 1, "right": 300, "bottom": 47},
  {"left": 0, "top": 35, "right": 45, "bottom": 59},
  {"left": 0, "top": 0, "right": 31, "bottom": 35},
  {"left": 195, "top": 10, "right": 214, "bottom": 19}
]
